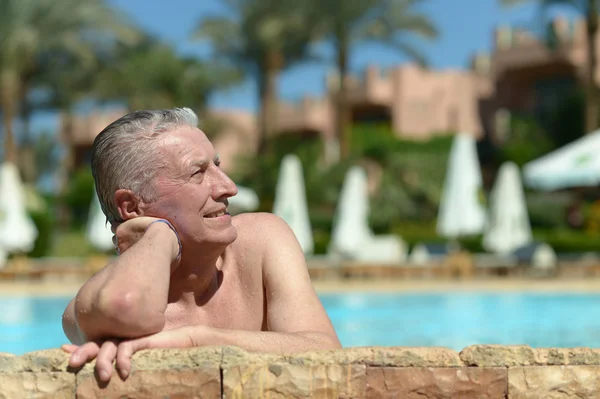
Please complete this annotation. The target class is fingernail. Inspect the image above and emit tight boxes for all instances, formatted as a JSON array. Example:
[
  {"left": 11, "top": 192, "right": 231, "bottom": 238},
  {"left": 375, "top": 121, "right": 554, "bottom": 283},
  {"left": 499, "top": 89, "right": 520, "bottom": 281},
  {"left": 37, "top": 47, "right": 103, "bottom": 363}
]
[{"left": 99, "top": 370, "right": 110, "bottom": 381}]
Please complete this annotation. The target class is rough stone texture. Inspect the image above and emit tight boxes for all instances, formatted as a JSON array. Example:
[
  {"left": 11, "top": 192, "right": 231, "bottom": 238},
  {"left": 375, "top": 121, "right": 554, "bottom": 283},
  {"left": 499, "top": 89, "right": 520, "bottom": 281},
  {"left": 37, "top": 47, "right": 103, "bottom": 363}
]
[
  {"left": 222, "top": 346, "right": 286, "bottom": 367},
  {"left": 461, "top": 345, "right": 600, "bottom": 367},
  {"left": 76, "top": 347, "right": 222, "bottom": 398},
  {"left": 366, "top": 367, "right": 507, "bottom": 399},
  {"left": 78, "top": 346, "right": 223, "bottom": 376},
  {"left": 557, "top": 348, "right": 600, "bottom": 365},
  {"left": 0, "top": 349, "right": 71, "bottom": 373},
  {"left": 77, "top": 369, "right": 220, "bottom": 399},
  {"left": 508, "top": 366, "right": 600, "bottom": 398},
  {"left": 461, "top": 345, "right": 536, "bottom": 367},
  {"left": 223, "top": 363, "right": 366, "bottom": 398},
  {"left": 223, "top": 346, "right": 462, "bottom": 368},
  {"left": 4, "top": 346, "right": 600, "bottom": 397},
  {"left": 0, "top": 372, "right": 75, "bottom": 399}
]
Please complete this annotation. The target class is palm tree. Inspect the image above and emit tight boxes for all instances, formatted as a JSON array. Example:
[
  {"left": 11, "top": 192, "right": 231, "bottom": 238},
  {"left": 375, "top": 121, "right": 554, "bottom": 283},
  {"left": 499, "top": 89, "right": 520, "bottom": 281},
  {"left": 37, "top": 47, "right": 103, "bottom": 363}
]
[
  {"left": 194, "top": 0, "right": 316, "bottom": 155},
  {"left": 0, "top": 0, "right": 138, "bottom": 164},
  {"left": 94, "top": 38, "right": 241, "bottom": 112},
  {"left": 311, "top": 0, "right": 438, "bottom": 159},
  {"left": 502, "top": 0, "right": 599, "bottom": 133}
]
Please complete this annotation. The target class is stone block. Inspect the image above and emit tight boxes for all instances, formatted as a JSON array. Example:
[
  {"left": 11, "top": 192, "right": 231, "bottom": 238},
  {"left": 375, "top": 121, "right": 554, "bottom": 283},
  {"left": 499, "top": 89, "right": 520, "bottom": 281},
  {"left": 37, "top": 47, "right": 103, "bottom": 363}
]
[
  {"left": 76, "top": 347, "right": 222, "bottom": 398},
  {"left": 77, "top": 369, "right": 220, "bottom": 399},
  {"left": 508, "top": 366, "right": 600, "bottom": 398},
  {"left": 0, "top": 372, "right": 75, "bottom": 399},
  {"left": 366, "top": 367, "right": 507, "bottom": 399},
  {"left": 223, "top": 346, "right": 461, "bottom": 368},
  {"left": 223, "top": 363, "right": 366, "bottom": 398},
  {"left": 461, "top": 345, "right": 536, "bottom": 367},
  {"left": 0, "top": 349, "right": 71, "bottom": 373},
  {"left": 461, "top": 345, "right": 600, "bottom": 367}
]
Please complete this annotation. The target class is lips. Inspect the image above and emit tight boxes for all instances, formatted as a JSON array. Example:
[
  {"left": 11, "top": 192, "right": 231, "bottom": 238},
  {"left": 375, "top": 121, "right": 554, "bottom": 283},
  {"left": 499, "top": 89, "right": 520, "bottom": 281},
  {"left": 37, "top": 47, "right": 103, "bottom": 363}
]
[{"left": 204, "top": 209, "right": 228, "bottom": 218}]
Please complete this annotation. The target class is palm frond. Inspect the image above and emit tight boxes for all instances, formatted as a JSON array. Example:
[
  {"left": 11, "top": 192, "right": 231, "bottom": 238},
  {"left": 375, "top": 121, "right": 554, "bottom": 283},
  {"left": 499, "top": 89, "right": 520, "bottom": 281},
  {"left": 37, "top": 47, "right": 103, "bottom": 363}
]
[
  {"left": 393, "top": 40, "right": 429, "bottom": 66},
  {"left": 502, "top": 0, "right": 587, "bottom": 14}
]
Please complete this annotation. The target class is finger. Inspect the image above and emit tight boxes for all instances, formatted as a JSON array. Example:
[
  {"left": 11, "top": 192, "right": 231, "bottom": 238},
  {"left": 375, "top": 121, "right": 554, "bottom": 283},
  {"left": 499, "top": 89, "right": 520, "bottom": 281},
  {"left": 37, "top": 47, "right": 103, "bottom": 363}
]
[
  {"left": 95, "top": 341, "right": 118, "bottom": 382},
  {"left": 115, "top": 341, "right": 140, "bottom": 380},
  {"left": 61, "top": 344, "right": 79, "bottom": 354},
  {"left": 69, "top": 342, "right": 100, "bottom": 368}
]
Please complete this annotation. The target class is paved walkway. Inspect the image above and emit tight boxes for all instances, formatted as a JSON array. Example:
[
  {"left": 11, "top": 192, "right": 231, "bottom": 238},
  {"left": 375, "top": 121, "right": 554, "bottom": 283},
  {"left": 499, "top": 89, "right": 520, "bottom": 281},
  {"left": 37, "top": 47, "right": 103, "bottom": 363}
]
[{"left": 3, "top": 277, "right": 600, "bottom": 297}]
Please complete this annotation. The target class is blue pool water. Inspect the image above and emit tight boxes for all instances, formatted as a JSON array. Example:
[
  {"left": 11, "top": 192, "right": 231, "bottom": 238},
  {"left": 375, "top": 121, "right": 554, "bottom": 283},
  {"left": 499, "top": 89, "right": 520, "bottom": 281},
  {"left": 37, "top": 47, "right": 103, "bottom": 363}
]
[{"left": 2, "top": 292, "right": 600, "bottom": 355}]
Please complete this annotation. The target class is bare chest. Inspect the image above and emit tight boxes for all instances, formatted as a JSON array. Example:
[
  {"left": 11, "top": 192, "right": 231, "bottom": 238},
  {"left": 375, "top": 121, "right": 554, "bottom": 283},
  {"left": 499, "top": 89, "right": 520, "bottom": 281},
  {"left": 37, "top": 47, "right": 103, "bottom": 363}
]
[{"left": 163, "top": 268, "right": 264, "bottom": 332}]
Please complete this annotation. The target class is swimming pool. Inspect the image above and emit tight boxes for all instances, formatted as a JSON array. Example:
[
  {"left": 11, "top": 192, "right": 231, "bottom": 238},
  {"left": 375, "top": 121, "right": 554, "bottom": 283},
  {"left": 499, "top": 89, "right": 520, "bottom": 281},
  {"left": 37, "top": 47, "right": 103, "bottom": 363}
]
[{"left": 2, "top": 292, "right": 600, "bottom": 355}]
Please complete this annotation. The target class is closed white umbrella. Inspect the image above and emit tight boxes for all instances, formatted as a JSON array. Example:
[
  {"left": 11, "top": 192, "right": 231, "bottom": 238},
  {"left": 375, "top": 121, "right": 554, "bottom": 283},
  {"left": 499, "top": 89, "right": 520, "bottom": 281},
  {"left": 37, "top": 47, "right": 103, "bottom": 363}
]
[
  {"left": 329, "top": 166, "right": 372, "bottom": 257},
  {"left": 483, "top": 162, "right": 532, "bottom": 254},
  {"left": 86, "top": 187, "right": 114, "bottom": 253},
  {"left": 0, "top": 163, "right": 38, "bottom": 259},
  {"left": 436, "top": 133, "right": 486, "bottom": 238},
  {"left": 272, "top": 154, "right": 314, "bottom": 255},
  {"left": 329, "top": 166, "right": 407, "bottom": 262},
  {"left": 523, "top": 130, "right": 600, "bottom": 190}
]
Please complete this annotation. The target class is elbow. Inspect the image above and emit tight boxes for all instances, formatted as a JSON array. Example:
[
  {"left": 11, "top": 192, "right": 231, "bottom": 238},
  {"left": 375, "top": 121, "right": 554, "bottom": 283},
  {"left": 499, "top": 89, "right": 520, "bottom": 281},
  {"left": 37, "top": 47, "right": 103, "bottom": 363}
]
[{"left": 90, "top": 289, "right": 165, "bottom": 337}]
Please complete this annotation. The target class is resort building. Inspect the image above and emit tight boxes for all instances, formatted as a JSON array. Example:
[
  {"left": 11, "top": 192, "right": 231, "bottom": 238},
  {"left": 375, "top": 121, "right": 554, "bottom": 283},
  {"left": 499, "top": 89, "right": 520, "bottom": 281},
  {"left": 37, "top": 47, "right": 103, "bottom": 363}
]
[{"left": 61, "top": 15, "right": 596, "bottom": 173}]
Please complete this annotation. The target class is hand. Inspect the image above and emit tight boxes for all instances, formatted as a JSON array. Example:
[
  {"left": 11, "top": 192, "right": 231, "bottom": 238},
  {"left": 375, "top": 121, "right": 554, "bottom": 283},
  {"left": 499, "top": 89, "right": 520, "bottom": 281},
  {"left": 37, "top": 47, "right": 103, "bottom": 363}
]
[
  {"left": 61, "top": 326, "right": 205, "bottom": 382},
  {"left": 112, "top": 217, "right": 180, "bottom": 262}
]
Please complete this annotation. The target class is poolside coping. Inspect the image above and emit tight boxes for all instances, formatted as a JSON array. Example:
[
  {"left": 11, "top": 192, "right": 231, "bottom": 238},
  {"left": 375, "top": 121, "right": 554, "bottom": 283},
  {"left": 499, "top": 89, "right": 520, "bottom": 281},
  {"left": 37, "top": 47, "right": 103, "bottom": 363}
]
[{"left": 1, "top": 345, "right": 600, "bottom": 397}]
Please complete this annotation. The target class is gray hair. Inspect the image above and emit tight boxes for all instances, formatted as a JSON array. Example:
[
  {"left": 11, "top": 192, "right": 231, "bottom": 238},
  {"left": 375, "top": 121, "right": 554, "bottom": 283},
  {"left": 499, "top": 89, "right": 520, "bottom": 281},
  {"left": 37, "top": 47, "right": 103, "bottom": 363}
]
[{"left": 91, "top": 107, "right": 199, "bottom": 223}]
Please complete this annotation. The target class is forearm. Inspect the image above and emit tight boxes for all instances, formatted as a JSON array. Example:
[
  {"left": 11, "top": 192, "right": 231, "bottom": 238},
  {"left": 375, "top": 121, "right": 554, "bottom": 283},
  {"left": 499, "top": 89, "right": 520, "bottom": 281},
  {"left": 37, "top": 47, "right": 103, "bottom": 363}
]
[
  {"left": 75, "top": 226, "right": 176, "bottom": 340},
  {"left": 196, "top": 327, "right": 342, "bottom": 353}
]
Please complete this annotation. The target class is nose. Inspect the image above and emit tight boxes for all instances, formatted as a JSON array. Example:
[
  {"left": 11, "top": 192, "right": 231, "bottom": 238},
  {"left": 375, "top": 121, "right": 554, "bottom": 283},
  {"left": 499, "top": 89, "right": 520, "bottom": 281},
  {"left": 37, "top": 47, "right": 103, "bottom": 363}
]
[{"left": 212, "top": 167, "right": 238, "bottom": 200}]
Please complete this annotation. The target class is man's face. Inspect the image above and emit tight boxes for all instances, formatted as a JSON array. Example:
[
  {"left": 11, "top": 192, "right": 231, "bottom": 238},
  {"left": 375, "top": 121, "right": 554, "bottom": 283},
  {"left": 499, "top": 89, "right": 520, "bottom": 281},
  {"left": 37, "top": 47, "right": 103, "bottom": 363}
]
[{"left": 141, "top": 125, "right": 239, "bottom": 250}]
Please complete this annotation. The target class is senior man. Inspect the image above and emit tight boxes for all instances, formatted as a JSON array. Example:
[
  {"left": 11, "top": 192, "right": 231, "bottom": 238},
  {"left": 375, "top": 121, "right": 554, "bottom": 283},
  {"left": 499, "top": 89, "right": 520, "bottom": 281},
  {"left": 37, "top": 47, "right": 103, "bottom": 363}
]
[{"left": 61, "top": 108, "right": 340, "bottom": 382}]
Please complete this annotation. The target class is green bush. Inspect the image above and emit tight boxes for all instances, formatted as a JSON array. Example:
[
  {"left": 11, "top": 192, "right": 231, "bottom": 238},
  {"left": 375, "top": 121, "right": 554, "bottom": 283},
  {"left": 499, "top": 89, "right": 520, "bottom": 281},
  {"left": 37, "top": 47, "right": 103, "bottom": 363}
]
[
  {"left": 63, "top": 167, "right": 94, "bottom": 227},
  {"left": 27, "top": 209, "right": 55, "bottom": 258},
  {"left": 532, "top": 228, "right": 600, "bottom": 253},
  {"left": 48, "top": 229, "right": 96, "bottom": 258},
  {"left": 313, "top": 229, "right": 330, "bottom": 255},
  {"left": 526, "top": 192, "right": 572, "bottom": 229},
  {"left": 498, "top": 116, "right": 553, "bottom": 167}
]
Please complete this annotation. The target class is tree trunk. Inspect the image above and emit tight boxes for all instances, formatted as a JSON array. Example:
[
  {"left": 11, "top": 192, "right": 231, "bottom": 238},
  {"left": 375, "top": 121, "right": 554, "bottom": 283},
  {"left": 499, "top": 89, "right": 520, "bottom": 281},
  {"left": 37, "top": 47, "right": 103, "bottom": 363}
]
[
  {"left": 1, "top": 70, "right": 18, "bottom": 164},
  {"left": 19, "top": 91, "right": 37, "bottom": 183},
  {"left": 335, "top": 29, "right": 351, "bottom": 160},
  {"left": 257, "top": 49, "right": 280, "bottom": 156},
  {"left": 585, "top": 1, "right": 599, "bottom": 133}
]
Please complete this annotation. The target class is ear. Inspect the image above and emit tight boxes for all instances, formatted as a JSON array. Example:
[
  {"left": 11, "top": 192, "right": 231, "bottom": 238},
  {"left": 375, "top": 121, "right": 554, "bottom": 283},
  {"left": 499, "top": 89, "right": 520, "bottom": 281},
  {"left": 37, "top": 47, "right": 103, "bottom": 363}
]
[{"left": 114, "top": 189, "right": 143, "bottom": 221}]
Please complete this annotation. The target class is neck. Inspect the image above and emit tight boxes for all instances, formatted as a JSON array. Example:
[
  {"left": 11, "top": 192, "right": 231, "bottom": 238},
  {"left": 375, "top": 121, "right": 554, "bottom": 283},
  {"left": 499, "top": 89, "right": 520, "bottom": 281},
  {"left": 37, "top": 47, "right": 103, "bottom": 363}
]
[{"left": 168, "top": 244, "right": 227, "bottom": 302}]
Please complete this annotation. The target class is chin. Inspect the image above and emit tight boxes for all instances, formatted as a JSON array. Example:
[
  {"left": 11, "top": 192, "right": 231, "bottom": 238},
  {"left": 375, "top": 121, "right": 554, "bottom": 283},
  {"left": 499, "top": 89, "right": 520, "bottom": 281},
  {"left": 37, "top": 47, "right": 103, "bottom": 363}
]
[
  {"left": 213, "top": 224, "right": 238, "bottom": 246},
  {"left": 223, "top": 225, "right": 238, "bottom": 244}
]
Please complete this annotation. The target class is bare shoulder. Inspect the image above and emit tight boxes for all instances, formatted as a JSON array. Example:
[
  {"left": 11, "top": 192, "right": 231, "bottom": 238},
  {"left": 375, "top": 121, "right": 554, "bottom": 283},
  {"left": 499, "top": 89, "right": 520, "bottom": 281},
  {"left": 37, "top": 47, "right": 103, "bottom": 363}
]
[
  {"left": 232, "top": 212, "right": 291, "bottom": 245},
  {"left": 227, "top": 213, "right": 295, "bottom": 276},
  {"left": 231, "top": 212, "right": 295, "bottom": 250}
]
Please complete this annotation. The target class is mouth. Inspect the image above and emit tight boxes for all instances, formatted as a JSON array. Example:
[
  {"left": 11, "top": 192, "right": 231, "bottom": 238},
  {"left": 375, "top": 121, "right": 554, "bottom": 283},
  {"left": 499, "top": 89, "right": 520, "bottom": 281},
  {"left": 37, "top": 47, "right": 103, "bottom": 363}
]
[{"left": 204, "top": 209, "right": 229, "bottom": 218}]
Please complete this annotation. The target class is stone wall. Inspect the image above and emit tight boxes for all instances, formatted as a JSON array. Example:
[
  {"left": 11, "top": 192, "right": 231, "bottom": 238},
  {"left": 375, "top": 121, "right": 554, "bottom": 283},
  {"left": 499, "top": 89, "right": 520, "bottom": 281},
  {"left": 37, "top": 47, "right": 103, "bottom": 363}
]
[{"left": 2, "top": 345, "right": 600, "bottom": 398}]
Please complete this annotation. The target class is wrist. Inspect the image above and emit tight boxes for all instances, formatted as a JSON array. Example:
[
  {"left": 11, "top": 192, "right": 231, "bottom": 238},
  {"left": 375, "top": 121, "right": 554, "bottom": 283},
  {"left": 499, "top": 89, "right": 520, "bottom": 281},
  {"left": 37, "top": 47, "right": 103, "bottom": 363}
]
[{"left": 145, "top": 220, "right": 181, "bottom": 262}]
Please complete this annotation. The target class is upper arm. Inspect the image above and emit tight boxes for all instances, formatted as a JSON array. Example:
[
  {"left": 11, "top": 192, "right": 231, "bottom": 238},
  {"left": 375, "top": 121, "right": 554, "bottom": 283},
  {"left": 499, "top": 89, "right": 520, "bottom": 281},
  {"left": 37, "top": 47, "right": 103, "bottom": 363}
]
[
  {"left": 62, "top": 298, "right": 86, "bottom": 345},
  {"left": 257, "top": 214, "right": 339, "bottom": 341}
]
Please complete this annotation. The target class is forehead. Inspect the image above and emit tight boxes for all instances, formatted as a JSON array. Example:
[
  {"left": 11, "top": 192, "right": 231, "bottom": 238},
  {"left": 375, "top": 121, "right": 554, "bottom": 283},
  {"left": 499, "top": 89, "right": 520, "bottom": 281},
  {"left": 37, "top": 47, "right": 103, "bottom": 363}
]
[{"left": 159, "top": 125, "right": 216, "bottom": 161}]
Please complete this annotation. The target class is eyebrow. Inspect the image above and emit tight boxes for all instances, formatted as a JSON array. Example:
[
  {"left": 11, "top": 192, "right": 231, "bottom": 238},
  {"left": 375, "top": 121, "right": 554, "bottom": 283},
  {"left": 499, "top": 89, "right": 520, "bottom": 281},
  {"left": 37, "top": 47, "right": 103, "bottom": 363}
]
[{"left": 189, "top": 159, "right": 209, "bottom": 169}]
